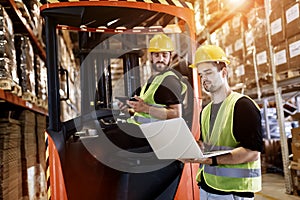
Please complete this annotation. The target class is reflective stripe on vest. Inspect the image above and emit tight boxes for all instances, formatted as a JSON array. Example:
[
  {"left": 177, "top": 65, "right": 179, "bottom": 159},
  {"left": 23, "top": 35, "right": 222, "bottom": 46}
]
[
  {"left": 204, "top": 165, "right": 261, "bottom": 178},
  {"left": 133, "top": 115, "right": 161, "bottom": 124}
]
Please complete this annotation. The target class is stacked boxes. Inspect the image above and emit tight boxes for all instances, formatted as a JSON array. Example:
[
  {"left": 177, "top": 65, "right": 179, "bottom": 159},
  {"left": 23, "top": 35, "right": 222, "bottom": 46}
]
[
  {"left": 0, "top": 5, "right": 18, "bottom": 90},
  {"left": 243, "top": 29, "right": 256, "bottom": 87},
  {"left": 15, "top": 35, "right": 36, "bottom": 101},
  {"left": 36, "top": 113, "right": 46, "bottom": 172},
  {"left": 274, "top": 42, "right": 289, "bottom": 73},
  {"left": 22, "top": 0, "right": 44, "bottom": 41},
  {"left": 287, "top": 34, "right": 300, "bottom": 70},
  {"left": 35, "top": 55, "right": 47, "bottom": 107},
  {"left": 0, "top": 117, "right": 22, "bottom": 199},
  {"left": 285, "top": 1, "right": 300, "bottom": 39},
  {"left": 270, "top": 5, "right": 286, "bottom": 46},
  {"left": 292, "top": 127, "right": 300, "bottom": 162},
  {"left": 216, "top": 14, "right": 247, "bottom": 87},
  {"left": 0, "top": 111, "right": 47, "bottom": 200},
  {"left": 251, "top": 7, "right": 272, "bottom": 81},
  {"left": 270, "top": 2, "right": 289, "bottom": 75},
  {"left": 19, "top": 110, "right": 37, "bottom": 199},
  {"left": 291, "top": 113, "right": 300, "bottom": 162},
  {"left": 281, "top": 1, "right": 300, "bottom": 79},
  {"left": 205, "top": 0, "right": 225, "bottom": 27}
]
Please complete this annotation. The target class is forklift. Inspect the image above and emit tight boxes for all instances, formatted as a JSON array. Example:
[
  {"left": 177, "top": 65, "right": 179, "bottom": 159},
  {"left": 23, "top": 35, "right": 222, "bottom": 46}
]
[{"left": 39, "top": 0, "right": 201, "bottom": 199}]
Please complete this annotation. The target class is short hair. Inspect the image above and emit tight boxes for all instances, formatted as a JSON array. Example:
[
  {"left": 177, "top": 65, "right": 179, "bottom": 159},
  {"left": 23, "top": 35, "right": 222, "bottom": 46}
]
[{"left": 212, "top": 61, "right": 226, "bottom": 71}]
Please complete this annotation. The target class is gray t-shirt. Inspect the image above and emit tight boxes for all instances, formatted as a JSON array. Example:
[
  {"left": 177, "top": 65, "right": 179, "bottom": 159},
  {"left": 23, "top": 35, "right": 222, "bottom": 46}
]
[{"left": 209, "top": 101, "right": 223, "bottom": 134}]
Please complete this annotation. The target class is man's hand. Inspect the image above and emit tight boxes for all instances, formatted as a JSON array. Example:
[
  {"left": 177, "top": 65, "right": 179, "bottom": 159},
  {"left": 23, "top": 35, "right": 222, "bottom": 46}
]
[
  {"left": 179, "top": 157, "right": 212, "bottom": 165},
  {"left": 178, "top": 140, "right": 212, "bottom": 164},
  {"left": 117, "top": 101, "right": 130, "bottom": 113},
  {"left": 127, "top": 95, "right": 149, "bottom": 113}
]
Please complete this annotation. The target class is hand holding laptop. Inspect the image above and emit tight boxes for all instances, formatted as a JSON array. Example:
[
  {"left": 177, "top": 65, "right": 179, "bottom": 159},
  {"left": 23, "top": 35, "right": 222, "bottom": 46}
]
[{"left": 139, "top": 118, "right": 232, "bottom": 160}]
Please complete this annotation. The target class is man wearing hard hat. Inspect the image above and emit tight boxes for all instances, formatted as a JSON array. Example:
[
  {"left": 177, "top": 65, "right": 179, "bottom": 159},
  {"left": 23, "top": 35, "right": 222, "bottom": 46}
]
[
  {"left": 190, "top": 45, "right": 263, "bottom": 200},
  {"left": 125, "top": 33, "right": 187, "bottom": 124}
]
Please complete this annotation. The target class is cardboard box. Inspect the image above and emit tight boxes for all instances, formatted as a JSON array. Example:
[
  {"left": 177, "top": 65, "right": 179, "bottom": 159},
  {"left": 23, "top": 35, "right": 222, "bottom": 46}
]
[
  {"left": 284, "top": 0, "right": 298, "bottom": 7},
  {"left": 292, "top": 141, "right": 300, "bottom": 161},
  {"left": 287, "top": 33, "right": 300, "bottom": 69},
  {"left": 292, "top": 127, "right": 300, "bottom": 141},
  {"left": 291, "top": 112, "right": 300, "bottom": 121},
  {"left": 274, "top": 41, "right": 289, "bottom": 73},
  {"left": 256, "top": 49, "right": 271, "bottom": 75},
  {"left": 285, "top": 2, "right": 300, "bottom": 38},
  {"left": 270, "top": 6, "right": 286, "bottom": 46},
  {"left": 206, "top": 0, "right": 221, "bottom": 15},
  {"left": 271, "top": 0, "right": 283, "bottom": 10},
  {"left": 244, "top": 29, "right": 254, "bottom": 51}
]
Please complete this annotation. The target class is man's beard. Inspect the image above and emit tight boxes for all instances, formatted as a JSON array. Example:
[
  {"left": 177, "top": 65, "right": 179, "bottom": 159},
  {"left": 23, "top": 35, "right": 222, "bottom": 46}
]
[{"left": 152, "top": 61, "right": 170, "bottom": 72}]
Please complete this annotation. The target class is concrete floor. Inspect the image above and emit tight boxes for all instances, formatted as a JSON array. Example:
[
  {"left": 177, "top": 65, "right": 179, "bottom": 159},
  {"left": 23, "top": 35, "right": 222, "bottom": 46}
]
[{"left": 255, "top": 173, "right": 300, "bottom": 200}]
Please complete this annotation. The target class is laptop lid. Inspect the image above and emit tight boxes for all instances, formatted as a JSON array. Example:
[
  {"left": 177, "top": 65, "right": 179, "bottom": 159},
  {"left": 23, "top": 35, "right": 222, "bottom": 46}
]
[{"left": 139, "top": 118, "right": 231, "bottom": 159}]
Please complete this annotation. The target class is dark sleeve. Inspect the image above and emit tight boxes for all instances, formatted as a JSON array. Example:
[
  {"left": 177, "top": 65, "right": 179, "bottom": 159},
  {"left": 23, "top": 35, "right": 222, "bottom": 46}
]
[
  {"left": 154, "top": 75, "right": 183, "bottom": 105},
  {"left": 132, "top": 87, "right": 141, "bottom": 96},
  {"left": 200, "top": 111, "right": 203, "bottom": 141},
  {"left": 233, "top": 97, "right": 263, "bottom": 152}
]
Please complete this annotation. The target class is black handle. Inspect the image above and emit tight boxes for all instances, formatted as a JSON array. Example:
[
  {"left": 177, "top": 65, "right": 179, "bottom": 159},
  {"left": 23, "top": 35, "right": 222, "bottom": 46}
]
[{"left": 59, "top": 67, "right": 69, "bottom": 101}]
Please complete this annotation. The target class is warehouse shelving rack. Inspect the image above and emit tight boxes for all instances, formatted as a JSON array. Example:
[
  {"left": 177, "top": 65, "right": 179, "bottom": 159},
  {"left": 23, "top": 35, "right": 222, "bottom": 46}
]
[{"left": 0, "top": 0, "right": 47, "bottom": 115}]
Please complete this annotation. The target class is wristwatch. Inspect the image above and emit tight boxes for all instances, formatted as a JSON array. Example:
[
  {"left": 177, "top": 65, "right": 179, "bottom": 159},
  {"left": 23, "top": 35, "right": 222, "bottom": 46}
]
[{"left": 210, "top": 156, "right": 218, "bottom": 166}]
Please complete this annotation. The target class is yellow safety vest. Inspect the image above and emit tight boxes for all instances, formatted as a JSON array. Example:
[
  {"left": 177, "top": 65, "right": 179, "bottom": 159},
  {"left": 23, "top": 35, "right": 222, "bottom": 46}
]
[
  {"left": 128, "top": 70, "right": 187, "bottom": 125},
  {"left": 196, "top": 92, "right": 262, "bottom": 192}
]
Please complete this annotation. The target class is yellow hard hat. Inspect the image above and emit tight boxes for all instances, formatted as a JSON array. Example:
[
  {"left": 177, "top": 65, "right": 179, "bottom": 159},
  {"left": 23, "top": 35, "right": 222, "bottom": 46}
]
[
  {"left": 148, "top": 33, "right": 174, "bottom": 52},
  {"left": 190, "top": 45, "right": 230, "bottom": 68}
]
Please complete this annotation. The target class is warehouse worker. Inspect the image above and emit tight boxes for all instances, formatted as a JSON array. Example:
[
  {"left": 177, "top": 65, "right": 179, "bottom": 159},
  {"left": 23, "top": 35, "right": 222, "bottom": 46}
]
[
  {"left": 120, "top": 33, "right": 187, "bottom": 124},
  {"left": 189, "top": 45, "right": 263, "bottom": 200}
]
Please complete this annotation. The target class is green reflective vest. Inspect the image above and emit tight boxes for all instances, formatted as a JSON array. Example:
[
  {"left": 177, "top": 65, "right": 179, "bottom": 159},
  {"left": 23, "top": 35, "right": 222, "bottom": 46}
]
[
  {"left": 196, "top": 92, "right": 262, "bottom": 193},
  {"left": 128, "top": 70, "right": 187, "bottom": 125}
]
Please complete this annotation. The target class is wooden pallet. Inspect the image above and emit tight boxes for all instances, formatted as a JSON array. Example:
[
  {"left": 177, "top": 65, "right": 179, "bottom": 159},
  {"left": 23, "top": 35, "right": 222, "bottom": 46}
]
[
  {"left": 10, "top": 82, "right": 22, "bottom": 97},
  {"left": 22, "top": 92, "right": 37, "bottom": 104},
  {"left": 37, "top": 99, "right": 47, "bottom": 109},
  {"left": 276, "top": 69, "right": 300, "bottom": 81},
  {"left": 0, "top": 78, "right": 13, "bottom": 90},
  {"left": 0, "top": 78, "right": 23, "bottom": 97},
  {"left": 37, "top": 99, "right": 43, "bottom": 107}
]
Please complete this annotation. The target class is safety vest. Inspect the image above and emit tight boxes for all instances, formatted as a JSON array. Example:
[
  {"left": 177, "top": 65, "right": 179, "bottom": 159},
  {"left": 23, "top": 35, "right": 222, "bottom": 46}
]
[
  {"left": 128, "top": 70, "right": 187, "bottom": 125},
  {"left": 196, "top": 92, "right": 262, "bottom": 193}
]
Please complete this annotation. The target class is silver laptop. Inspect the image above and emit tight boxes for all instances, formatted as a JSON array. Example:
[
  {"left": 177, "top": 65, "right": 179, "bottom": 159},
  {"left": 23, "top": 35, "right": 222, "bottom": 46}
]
[{"left": 139, "top": 118, "right": 232, "bottom": 160}]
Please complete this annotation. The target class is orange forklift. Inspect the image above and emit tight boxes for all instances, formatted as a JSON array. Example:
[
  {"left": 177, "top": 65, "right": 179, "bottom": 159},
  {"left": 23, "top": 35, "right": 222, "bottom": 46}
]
[{"left": 40, "top": 0, "right": 202, "bottom": 199}]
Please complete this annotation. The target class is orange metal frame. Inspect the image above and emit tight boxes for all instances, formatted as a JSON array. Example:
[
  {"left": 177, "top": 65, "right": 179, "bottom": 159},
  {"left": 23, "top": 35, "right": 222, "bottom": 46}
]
[{"left": 41, "top": 1, "right": 201, "bottom": 199}]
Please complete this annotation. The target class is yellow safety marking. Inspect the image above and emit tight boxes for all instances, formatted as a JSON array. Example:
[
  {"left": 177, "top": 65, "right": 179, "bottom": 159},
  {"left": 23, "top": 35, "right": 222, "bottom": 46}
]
[
  {"left": 45, "top": 133, "right": 50, "bottom": 199},
  {"left": 47, "top": 187, "right": 51, "bottom": 200},
  {"left": 185, "top": 2, "right": 193, "bottom": 9},
  {"left": 157, "top": 0, "right": 169, "bottom": 5},
  {"left": 144, "top": 0, "right": 153, "bottom": 3},
  {"left": 45, "top": 147, "right": 49, "bottom": 159},
  {"left": 171, "top": 0, "right": 183, "bottom": 7},
  {"left": 46, "top": 166, "right": 50, "bottom": 180},
  {"left": 47, "top": 0, "right": 60, "bottom": 3}
]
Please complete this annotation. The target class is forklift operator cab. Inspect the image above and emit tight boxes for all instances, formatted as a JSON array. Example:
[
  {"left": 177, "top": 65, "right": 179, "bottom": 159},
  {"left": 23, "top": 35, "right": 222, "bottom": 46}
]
[{"left": 40, "top": 1, "right": 201, "bottom": 199}]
